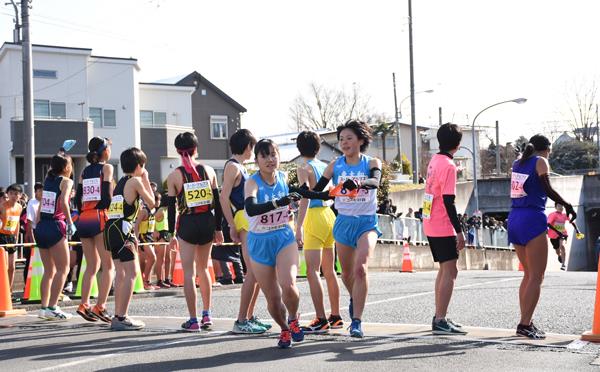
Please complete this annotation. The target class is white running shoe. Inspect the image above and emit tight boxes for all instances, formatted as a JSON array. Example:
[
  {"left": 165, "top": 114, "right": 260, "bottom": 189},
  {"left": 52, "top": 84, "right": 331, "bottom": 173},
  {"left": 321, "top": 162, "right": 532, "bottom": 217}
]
[
  {"left": 63, "top": 282, "right": 73, "bottom": 293},
  {"left": 46, "top": 307, "right": 73, "bottom": 321},
  {"left": 38, "top": 308, "right": 53, "bottom": 320}
]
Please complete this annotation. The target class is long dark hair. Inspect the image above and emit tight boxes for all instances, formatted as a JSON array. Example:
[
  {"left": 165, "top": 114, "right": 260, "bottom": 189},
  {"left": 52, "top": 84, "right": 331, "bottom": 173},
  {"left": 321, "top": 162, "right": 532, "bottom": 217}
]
[
  {"left": 86, "top": 137, "right": 110, "bottom": 164},
  {"left": 520, "top": 134, "right": 551, "bottom": 164},
  {"left": 48, "top": 153, "right": 72, "bottom": 178}
]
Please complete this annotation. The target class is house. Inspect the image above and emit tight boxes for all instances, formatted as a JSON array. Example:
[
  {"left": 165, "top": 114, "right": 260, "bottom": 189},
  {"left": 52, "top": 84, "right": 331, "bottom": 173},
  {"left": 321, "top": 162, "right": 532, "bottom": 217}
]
[
  {"left": 267, "top": 131, "right": 342, "bottom": 165},
  {"left": 426, "top": 125, "right": 483, "bottom": 181}
]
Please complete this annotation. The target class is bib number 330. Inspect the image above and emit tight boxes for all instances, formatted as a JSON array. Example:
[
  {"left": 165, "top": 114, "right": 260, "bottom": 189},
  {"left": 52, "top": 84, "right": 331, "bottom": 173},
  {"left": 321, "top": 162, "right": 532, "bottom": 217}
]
[{"left": 184, "top": 181, "right": 213, "bottom": 207}]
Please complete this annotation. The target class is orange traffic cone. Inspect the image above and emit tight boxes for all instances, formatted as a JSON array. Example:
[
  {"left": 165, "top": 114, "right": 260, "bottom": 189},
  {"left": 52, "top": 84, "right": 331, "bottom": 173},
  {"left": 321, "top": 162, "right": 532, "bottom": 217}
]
[
  {"left": 582, "top": 260, "right": 600, "bottom": 342},
  {"left": 400, "top": 242, "right": 414, "bottom": 273},
  {"left": 0, "top": 247, "right": 25, "bottom": 317},
  {"left": 171, "top": 250, "right": 184, "bottom": 286},
  {"left": 23, "top": 247, "right": 43, "bottom": 302}
]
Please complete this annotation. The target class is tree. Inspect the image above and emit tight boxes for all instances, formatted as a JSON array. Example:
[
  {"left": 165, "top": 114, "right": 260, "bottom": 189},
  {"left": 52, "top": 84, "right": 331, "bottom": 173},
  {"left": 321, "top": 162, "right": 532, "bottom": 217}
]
[
  {"left": 549, "top": 139, "right": 598, "bottom": 174},
  {"left": 564, "top": 79, "right": 598, "bottom": 141},
  {"left": 371, "top": 114, "right": 395, "bottom": 162},
  {"left": 289, "top": 82, "right": 371, "bottom": 131}
]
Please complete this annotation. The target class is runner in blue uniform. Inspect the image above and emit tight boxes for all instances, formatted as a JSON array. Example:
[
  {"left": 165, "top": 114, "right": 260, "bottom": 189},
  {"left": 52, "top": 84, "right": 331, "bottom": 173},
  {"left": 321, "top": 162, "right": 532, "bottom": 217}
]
[{"left": 508, "top": 134, "right": 576, "bottom": 339}]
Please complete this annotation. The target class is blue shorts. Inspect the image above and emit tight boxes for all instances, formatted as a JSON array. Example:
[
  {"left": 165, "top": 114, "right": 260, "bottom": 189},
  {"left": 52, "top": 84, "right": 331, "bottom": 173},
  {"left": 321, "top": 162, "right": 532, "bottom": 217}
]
[
  {"left": 508, "top": 208, "right": 547, "bottom": 246},
  {"left": 34, "top": 219, "right": 66, "bottom": 249},
  {"left": 333, "top": 214, "right": 381, "bottom": 249},
  {"left": 247, "top": 226, "right": 295, "bottom": 267}
]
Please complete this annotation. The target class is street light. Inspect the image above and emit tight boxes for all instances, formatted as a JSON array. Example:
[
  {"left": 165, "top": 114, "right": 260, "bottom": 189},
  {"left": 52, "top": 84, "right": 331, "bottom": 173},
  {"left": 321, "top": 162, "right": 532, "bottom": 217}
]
[
  {"left": 398, "top": 89, "right": 434, "bottom": 119},
  {"left": 471, "top": 98, "right": 527, "bottom": 215}
]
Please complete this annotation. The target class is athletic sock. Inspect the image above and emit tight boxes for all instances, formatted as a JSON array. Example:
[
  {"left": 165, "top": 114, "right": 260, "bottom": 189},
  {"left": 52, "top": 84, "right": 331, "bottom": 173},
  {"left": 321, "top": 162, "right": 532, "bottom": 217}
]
[
  {"left": 201, "top": 310, "right": 210, "bottom": 317},
  {"left": 48, "top": 306, "right": 56, "bottom": 311},
  {"left": 117, "top": 315, "right": 126, "bottom": 321}
]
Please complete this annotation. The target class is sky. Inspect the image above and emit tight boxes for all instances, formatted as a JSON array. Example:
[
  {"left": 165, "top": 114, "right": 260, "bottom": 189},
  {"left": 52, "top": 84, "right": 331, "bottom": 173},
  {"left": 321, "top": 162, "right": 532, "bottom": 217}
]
[{"left": 1, "top": 0, "right": 599, "bottom": 143}]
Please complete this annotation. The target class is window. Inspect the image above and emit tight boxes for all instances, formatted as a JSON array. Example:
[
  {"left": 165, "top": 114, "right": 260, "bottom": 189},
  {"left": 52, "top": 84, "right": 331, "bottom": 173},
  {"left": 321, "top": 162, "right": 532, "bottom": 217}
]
[
  {"left": 140, "top": 110, "right": 154, "bottom": 126},
  {"left": 34, "top": 100, "right": 50, "bottom": 118},
  {"left": 210, "top": 115, "right": 228, "bottom": 139},
  {"left": 153, "top": 112, "right": 167, "bottom": 125},
  {"left": 103, "top": 109, "right": 116, "bottom": 127},
  {"left": 50, "top": 102, "right": 66, "bottom": 119},
  {"left": 33, "top": 69, "right": 57, "bottom": 79},
  {"left": 90, "top": 107, "right": 103, "bottom": 128}
]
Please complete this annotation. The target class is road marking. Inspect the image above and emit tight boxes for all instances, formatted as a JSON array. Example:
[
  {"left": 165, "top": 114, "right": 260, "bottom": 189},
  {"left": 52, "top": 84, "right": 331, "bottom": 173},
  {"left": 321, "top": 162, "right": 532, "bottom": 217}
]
[{"left": 301, "top": 276, "right": 522, "bottom": 318}]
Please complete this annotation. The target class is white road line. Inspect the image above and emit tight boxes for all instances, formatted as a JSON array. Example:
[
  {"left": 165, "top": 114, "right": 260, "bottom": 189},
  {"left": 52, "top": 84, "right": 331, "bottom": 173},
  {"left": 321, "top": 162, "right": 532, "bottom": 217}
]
[{"left": 301, "top": 276, "right": 522, "bottom": 318}]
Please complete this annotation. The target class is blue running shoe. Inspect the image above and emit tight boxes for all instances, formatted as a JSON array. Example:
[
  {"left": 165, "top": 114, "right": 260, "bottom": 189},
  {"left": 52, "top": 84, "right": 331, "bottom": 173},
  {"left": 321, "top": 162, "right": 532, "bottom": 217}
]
[
  {"left": 288, "top": 318, "right": 304, "bottom": 342},
  {"left": 349, "top": 319, "right": 363, "bottom": 338},
  {"left": 349, "top": 298, "right": 354, "bottom": 319},
  {"left": 278, "top": 330, "right": 292, "bottom": 348}
]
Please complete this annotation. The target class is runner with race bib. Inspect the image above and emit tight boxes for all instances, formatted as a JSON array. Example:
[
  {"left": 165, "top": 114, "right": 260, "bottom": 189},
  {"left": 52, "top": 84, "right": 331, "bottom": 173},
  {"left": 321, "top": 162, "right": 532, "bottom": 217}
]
[{"left": 507, "top": 134, "right": 576, "bottom": 339}]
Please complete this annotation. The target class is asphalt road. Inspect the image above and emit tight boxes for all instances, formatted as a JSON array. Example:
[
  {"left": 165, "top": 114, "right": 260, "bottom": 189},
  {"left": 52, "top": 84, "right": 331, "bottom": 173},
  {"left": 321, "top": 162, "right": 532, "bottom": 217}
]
[{"left": 2, "top": 270, "right": 600, "bottom": 371}]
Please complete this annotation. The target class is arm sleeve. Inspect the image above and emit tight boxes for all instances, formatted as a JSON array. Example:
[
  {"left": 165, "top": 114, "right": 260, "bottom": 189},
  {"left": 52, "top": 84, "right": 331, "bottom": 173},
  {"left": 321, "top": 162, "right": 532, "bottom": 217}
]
[
  {"left": 539, "top": 174, "right": 571, "bottom": 208},
  {"left": 95, "top": 181, "right": 112, "bottom": 209},
  {"left": 289, "top": 185, "right": 333, "bottom": 200},
  {"left": 212, "top": 188, "right": 223, "bottom": 231},
  {"left": 245, "top": 196, "right": 277, "bottom": 217},
  {"left": 361, "top": 167, "right": 382, "bottom": 189},
  {"left": 442, "top": 195, "right": 463, "bottom": 234},
  {"left": 74, "top": 183, "right": 83, "bottom": 211},
  {"left": 313, "top": 176, "right": 331, "bottom": 192},
  {"left": 167, "top": 196, "right": 177, "bottom": 234}
]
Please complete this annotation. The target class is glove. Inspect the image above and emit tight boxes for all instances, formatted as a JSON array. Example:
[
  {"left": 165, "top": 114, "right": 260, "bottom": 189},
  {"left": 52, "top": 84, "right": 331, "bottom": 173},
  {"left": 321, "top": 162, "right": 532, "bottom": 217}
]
[
  {"left": 565, "top": 204, "right": 577, "bottom": 221},
  {"left": 66, "top": 223, "right": 77, "bottom": 239},
  {"left": 275, "top": 192, "right": 302, "bottom": 207},
  {"left": 342, "top": 178, "right": 360, "bottom": 191}
]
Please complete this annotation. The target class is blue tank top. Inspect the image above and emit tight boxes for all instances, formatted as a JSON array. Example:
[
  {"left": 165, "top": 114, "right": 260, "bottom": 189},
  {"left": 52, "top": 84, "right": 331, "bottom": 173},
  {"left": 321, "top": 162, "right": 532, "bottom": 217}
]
[
  {"left": 510, "top": 156, "right": 547, "bottom": 211},
  {"left": 226, "top": 158, "right": 248, "bottom": 211},
  {"left": 247, "top": 171, "right": 290, "bottom": 233},
  {"left": 332, "top": 154, "right": 377, "bottom": 216},
  {"left": 307, "top": 159, "right": 326, "bottom": 208},
  {"left": 40, "top": 175, "right": 65, "bottom": 221}
]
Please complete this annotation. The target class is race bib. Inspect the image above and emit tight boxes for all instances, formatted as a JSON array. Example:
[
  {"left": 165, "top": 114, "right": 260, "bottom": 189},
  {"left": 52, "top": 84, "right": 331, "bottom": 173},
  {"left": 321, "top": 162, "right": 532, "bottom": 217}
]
[
  {"left": 41, "top": 191, "right": 57, "bottom": 214},
  {"left": 554, "top": 222, "right": 565, "bottom": 233},
  {"left": 337, "top": 176, "right": 369, "bottom": 203},
  {"left": 3, "top": 215, "right": 19, "bottom": 232},
  {"left": 107, "top": 195, "right": 124, "bottom": 219},
  {"left": 422, "top": 193, "right": 433, "bottom": 220},
  {"left": 183, "top": 181, "right": 213, "bottom": 207},
  {"left": 257, "top": 207, "right": 289, "bottom": 232},
  {"left": 148, "top": 218, "right": 156, "bottom": 232},
  {"left": 82, "top": 178, "right": 101, "bottom": 202},
  {"left": 510, "top": 172, "right": 529, "bottom": 199}
]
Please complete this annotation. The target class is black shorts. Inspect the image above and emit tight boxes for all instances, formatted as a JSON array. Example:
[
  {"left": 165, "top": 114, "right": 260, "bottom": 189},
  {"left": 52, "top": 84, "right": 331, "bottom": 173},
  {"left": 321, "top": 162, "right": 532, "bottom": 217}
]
[
  {"left": 0, "top": 234, "right": 17, "bottom": 254},
  {"left": 427, "top": 236, "right": 459, "bottom": 263},
  {"left": 34, "top": 219, "right": 66, "bottom": 249},
  {"left": 550, "top": 237, "right": 566, "bottom": 250},
  {"left": 177, "top": 212, "right": 215, "bottom": 246},
  {"left": 158, "top": 231, "right": 171, "bottom": 242},
  {"left": 103, "top": 220, "right": 136, "bottom": 262}
]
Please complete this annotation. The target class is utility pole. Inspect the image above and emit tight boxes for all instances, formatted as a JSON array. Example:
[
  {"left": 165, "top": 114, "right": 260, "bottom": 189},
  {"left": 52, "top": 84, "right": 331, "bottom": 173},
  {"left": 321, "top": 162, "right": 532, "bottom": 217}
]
[
  {"left": 495, "top": 120, "right": 501, "bottom": 176},
  {"left": 393, "top": 73, "right": 402, "bottom": 170},
  {"left": 597, "top": 104, "right": 599, "bottom": 172},
  {"left": 22, "top": 0, "right": 34, "bottom": 196},
  {"left": 408, "top": 0, "right": 418, "bottom": 184},
  {"left": 7, "top": 0, "right": 20, "bottom": 42},
  {"left": 438, "top": 107, "right": 442, "bottom": 126}
]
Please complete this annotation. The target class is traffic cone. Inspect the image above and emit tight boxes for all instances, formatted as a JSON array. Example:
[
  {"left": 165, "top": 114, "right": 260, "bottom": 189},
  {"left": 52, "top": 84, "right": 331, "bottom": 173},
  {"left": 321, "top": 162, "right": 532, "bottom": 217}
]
[
  {"left": 171, "top": 250, "right": 184, "bottom": 286},
  {"left": 133, "top": 260, "right": 145, "bottom": 294},
  {"left": 74, "top": 258, "right": 98, "bottom": 299},
  {"left": 227, "top": 262, "right": 237, "bottom": 281},
  {"left": 582, "top": 259, "right": 600, "bottom": 342},
  {"left": 298, "top": 248, "right": 307, "bottom": 278},
  {"left": 0, "top": 247, "right": 25, "bottom": 316},
  {"left": 24, "top": 247, "right": 43, "bottom": 302},
  {"left": 400, "top": 242, "right": 414, "bottom": 273}
]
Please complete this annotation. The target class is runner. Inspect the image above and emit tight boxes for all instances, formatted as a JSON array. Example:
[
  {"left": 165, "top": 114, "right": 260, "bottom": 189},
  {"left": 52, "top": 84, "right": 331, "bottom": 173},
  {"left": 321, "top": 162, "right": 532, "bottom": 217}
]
[
  {"left": 547, "top": 203, "right": 570, "bottom": 271},
  {"left": 153, "top": 194, "right": 172, "bottom": 288},
  {"left": 136, "top": 199, "right": 157, "bottom": 290},
  {"left": 295, "top": 131, "right": 341, "bottom": 333},
  {"left": 219, "top": 129, "right": 269, "bottom": 334},
  {"left": 75, "top": 137, "right": 115, "bottom": 323},
  {"left": 309, "top": 120, "right": 382, "bottom": 338},
  {"left": 508, "top": 134, "right": 576, "bottom": 339},
  {"left": 104, "top": 147, "right": 155, "bottom": 330},
  {"left": 24, "top": 182, "right": 43, "bottom": 285},
  {"left": 166, "top": 132, "right": 224, "bottom": 331},
  {"left": 34, "top": 151, "right": 75, "bottom": 320},
  {"left": 244, "top": 139, "right": 304, "bottom": 348},
  {"left": 422, "top": 123, "right": 467, "bottom": 335},
  {"left": 0, "top": 183, "right": 24, "bottom": 294}
]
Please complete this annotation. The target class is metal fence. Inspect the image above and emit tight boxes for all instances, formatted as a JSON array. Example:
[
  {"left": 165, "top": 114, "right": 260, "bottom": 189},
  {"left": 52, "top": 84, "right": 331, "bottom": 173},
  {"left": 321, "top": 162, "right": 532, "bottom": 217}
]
[{"left": 377, "top": 214, "right": 511, "bottom": 249}]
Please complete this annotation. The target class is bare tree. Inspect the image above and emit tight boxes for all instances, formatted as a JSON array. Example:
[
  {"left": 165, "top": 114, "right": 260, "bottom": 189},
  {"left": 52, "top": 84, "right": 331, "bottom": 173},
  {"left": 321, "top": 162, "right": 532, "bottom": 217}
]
[
  {"left": 289, "top": 82, "right": 371, "bottom": 131},
  {"left": 565, "top": 79, "right": 598, "bottom": 141}
]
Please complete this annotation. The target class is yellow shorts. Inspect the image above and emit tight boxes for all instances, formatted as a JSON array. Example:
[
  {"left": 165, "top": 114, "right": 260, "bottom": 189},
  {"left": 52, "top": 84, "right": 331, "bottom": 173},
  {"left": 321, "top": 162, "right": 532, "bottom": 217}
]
[
  {"left": 234, "top": 210, "right": 249, "bottom": 232},
  {"left": 304, "top": 206, "right": 335, "bottom": 250}
]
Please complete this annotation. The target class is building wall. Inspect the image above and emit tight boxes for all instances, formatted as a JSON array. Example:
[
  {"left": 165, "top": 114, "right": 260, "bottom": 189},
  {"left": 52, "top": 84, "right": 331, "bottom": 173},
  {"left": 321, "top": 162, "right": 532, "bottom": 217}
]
[{"left": 139, "top": 85, "right": 194, "bottom": 126}]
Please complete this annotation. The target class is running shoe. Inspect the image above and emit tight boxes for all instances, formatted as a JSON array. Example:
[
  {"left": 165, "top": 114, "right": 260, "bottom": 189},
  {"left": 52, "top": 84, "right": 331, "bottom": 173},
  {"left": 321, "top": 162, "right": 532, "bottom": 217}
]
[
  {"left": 181, "top": 319, "right": 201, "bottom": 331},
  {"left": 165, "top": 279, "right": 181, "bottom": 288},
  {"left": 349, "top": 319, "right": 363, "bottom": 338},
  {"left": 111, "top": 316, "right": 145, "bottom": 331},
  {"left": 278, "top": 330, "right": 292, "bottom": 349},
  {"left": 301, "top": 318, "right": 330, "bottom": 334},
  {"left": 76, "top": 303, "right": 99, "bottom": 322},
  {"left": 232, "top": 319, "right": 267, "bottom": 334},
  {"left": 156, "top": 280, "right": 171, "bottom": 289},
  {"left": 444, "top": 317, "right": 463, "bottom": 329},
  {"left": 249, "top": 316, "right": 272, "bottom": 330},
  {"left": 218, "top": 277, "right": 234, "bottom": 285},
  {"left": 234, "top": 276, "right": 244, "bottom": 284},
  {"left": 288, "top": 319, "right": 304, "bottom": 342},
  {"left": 92, "top": 305, "right": 112, "bottom": 323},
  {"left": 530, "top": 322, "right": 546, "bottom": 336},
  {"left": 46, "top": 307, "right": 73, "bottom": 321},
  {"left": 63, "top": 281, "right": 73, "bottom": 293},
  {"left": 38, "top": 308, "right": 53, "bottom": 320},
  {"left": 561, "top": 264, "right": 566, "bottom": 271},
  {"left": 328, "top": 314, "right": 344, "bottom": 329},
  {"left": 201, "top": 314, "right": 213, "bottom": 329},
  {"left": 516, "top": 323, "right": 546, "bottom": 339},
  {"left": 349, "top": 298, "right": 354, "bottom": 319},
  {"left": 143, "top": 281, "right": 158, "bottom": 290},
  {"left": 432, "top": 318, "right": 467, "bottom": 335}
]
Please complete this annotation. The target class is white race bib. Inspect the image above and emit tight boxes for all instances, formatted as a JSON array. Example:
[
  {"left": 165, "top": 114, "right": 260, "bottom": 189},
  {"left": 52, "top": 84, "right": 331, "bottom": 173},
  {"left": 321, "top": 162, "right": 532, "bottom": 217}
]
[
  {"left": 510, "top": 172, "right": 529, "bottom": 199},
  {"left": 41, "top": 191, "right": 57, "bottom": 214},
  {"left": 183, "top": 181, "right": 213, "bottom": 207},
  {"left": 256, "top": 207, "right": 289, "bottom": 232},
  {"left": 82, "top": 178, "right": 101, "bottom": 202},
  {"left": 107, "top": 195, "right": 124, "bottom": 219},
  {"left": 422, "top": 193, "right": 433, "bottom": 220},
  {"left": 337, "top": 175, "right": 370, "bottom": 204}
]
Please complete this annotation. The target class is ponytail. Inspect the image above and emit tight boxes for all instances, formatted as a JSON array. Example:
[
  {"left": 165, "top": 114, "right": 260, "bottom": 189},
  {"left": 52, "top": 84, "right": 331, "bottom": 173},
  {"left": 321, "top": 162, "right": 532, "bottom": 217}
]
[
  {"left": 520, "top": 134, "right": 551, "bottom": 165},
  {"left": 86, "top": 151, "right": 100, "bottom": 164},
  {"left": 519, "top": 143, "right": 535, "bottom": 165}
]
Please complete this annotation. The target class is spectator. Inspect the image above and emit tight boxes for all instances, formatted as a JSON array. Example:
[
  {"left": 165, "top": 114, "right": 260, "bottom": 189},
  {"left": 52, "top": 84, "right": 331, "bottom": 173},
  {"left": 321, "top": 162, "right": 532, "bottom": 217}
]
[{"left": 406, "top": 208, "right": 414, "bottom": 218}]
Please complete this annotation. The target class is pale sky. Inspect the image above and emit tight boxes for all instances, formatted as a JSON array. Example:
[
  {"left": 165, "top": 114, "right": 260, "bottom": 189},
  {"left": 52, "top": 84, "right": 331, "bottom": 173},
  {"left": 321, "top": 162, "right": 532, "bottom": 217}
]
[{"left": 1, "top": 0, "right": 599, "bottom": 143}]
